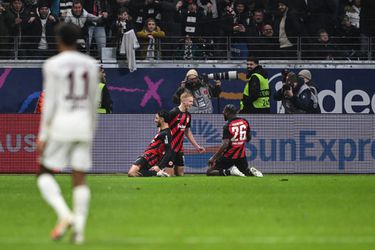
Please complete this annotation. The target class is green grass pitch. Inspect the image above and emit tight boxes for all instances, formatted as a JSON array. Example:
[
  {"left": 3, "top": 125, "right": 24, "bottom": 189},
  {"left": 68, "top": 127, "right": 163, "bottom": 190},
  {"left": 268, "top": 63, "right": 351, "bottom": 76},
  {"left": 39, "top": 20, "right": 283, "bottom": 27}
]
[{"left": 1, "top": 175, "right": 375, "bottom": 250}]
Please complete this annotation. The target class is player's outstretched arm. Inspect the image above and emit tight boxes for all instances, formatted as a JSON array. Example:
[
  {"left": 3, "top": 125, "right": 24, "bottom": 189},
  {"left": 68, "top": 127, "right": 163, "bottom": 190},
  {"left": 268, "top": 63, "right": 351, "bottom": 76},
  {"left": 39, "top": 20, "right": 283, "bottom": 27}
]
[
  {"left": 185, "top": 128, "right": 205, "bottom": 153},
  {"left": 208, "top": 139, "right": 229, "bottom": 165}
]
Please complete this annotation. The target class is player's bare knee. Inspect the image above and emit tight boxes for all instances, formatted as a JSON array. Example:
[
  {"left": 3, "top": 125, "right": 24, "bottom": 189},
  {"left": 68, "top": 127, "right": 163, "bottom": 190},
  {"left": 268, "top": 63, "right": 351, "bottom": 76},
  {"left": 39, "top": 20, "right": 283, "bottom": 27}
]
[{"left": 72, "top": 170, "right": 86, "bottom": 187}]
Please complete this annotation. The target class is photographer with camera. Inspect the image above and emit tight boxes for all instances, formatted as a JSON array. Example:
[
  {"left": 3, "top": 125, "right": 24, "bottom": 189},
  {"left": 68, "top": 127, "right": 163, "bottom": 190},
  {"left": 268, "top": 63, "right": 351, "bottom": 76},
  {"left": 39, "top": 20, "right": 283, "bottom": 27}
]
[
  {"left": 239, "top": 56, "right": 270, "bottom": 114},
  {"left": 273, "top": 70, "right": 318, "bottom": 114},
  {"left": 173, "top": 69, "right": 222, "bottom": 114}
]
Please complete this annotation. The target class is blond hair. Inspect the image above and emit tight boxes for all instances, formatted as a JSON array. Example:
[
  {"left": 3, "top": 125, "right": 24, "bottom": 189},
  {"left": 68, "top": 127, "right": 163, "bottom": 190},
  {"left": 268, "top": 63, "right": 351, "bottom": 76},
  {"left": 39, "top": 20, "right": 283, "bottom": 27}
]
[{"left": 180, "top": 91, "right": 193, "bottom": 101}]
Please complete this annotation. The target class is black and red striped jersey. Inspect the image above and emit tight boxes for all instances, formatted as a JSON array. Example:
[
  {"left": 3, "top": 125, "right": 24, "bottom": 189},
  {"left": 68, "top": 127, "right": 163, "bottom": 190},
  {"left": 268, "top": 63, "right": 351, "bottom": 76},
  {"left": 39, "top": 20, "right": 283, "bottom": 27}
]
[
  {"left": 143, "top": 128, "right": 174, "bottom": 168},
  {"left": 222, "top": 117, "right": 251, "bottom": 159},
  {"left": 168, "top": 107, "right": 191, "bottom": 153}
]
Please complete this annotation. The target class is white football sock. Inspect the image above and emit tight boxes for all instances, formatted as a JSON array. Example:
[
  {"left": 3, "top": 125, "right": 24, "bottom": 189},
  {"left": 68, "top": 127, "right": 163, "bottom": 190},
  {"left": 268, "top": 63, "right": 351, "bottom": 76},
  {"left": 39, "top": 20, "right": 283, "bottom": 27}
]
[
  {"left": 37, "top": 173, "right": 72, "bottom": 220},
  {"left": 73, "top": 185, "right": 91, "bottom": 235}
]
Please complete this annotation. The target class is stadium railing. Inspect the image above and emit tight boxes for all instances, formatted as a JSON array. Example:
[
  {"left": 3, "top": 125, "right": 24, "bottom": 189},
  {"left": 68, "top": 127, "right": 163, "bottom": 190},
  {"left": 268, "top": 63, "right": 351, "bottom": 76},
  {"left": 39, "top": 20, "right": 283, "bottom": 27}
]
[{"left": 0, "top": 35, "right": 374, "bottom": 61}]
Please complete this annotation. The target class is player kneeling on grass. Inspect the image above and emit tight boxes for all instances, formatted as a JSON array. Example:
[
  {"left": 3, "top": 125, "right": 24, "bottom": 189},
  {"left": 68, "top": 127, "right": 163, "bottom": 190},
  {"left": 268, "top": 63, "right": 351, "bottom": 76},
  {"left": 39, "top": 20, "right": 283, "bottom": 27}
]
[
  {"left": 128, "top": 110, "right": 175, "bottom": 177},
  {"left": 207, "top": 104, "right": 263, "bottom": 177}
]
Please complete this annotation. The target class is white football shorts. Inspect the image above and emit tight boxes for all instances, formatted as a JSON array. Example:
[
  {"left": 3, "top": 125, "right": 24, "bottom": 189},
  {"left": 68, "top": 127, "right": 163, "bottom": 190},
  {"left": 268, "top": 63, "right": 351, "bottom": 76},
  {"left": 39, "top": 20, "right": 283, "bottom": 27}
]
[{"left": 41, "top": 140, "right": 92, "bottom": 172}]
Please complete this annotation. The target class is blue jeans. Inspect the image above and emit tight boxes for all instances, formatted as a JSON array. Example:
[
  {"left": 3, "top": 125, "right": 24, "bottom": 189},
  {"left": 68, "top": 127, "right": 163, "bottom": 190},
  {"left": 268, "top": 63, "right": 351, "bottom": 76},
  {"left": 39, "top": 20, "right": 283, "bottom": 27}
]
[{"left": 88, "top": 26, "right": 106, "bottom": 58}]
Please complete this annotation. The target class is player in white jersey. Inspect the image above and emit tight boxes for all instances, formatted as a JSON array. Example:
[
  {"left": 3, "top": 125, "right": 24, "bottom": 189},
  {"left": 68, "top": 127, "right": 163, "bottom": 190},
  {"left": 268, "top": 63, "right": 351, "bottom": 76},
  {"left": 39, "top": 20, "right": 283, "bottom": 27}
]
[{"left": 36, "top": 23, "right": 99, "bottom": 245}]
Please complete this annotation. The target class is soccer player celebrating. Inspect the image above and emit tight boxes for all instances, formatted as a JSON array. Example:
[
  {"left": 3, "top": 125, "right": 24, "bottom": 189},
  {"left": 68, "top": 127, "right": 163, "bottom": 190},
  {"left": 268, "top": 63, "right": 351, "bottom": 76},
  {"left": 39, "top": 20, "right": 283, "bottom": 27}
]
[
  {"left": 36, "top": 23, "right": 99, "bottom": 244},
  {"left": 128, "top": 110, "right": 175, "bottom": 177},
  {"left": 169, "top": 91, "right": 205, "bottom": 176},
  {"left": 207, "top": 104, "right": 263, "bottom": 177}
]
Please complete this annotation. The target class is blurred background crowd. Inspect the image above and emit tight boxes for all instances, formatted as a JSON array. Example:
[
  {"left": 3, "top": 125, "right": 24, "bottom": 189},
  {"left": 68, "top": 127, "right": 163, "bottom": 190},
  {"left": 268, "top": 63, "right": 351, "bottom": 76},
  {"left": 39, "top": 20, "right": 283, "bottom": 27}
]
[{"left": 0, "top": 0, "right": 374, "bottom": 60}]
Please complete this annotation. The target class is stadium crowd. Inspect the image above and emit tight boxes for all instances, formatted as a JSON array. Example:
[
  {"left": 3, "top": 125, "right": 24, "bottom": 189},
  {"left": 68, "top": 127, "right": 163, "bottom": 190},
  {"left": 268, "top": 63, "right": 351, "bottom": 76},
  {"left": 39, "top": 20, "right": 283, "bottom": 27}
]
[{"left": 0, "top": 0, "right": 374, "bottom": 60}]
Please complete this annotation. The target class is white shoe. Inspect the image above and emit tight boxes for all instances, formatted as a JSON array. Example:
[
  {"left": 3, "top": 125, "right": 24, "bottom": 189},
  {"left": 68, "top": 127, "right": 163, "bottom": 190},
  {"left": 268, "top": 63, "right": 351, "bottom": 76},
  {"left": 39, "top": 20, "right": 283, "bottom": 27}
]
[
  {"left": 71, "top": 232, "right": 84, "bottom": 245},
  {"left": 229, "top": 166, "right": 246, "bottom": 177},
  {"left": 156, "top": 169, "right": 170, "bottom": 177},
  {"left": 250, "top": 167, "right": 263, "bottom": 177}
]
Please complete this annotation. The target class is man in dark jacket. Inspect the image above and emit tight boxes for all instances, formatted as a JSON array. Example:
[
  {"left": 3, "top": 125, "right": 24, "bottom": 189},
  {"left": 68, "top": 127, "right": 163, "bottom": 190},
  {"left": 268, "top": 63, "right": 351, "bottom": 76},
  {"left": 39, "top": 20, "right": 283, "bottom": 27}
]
[
  {"left": 240, "top": 56, "right": 270, "bottom": 114},
  {"left": 273, "top": 0, "right": 305, "bottom": 59},
  {"left": 0, "top": 2, "right": 9, "bottom": 58},
  {"left": 3, "top": 0, "right": 29, "bottom": 58},
  {"left": 221, "top": 0, "right": 252, "bottom": 59},
  {"left": 175, "top": 1, "right": 210, "bottom": 37},
  {"left": 21, "top": 1, "right": 59, "bottom": 58}
]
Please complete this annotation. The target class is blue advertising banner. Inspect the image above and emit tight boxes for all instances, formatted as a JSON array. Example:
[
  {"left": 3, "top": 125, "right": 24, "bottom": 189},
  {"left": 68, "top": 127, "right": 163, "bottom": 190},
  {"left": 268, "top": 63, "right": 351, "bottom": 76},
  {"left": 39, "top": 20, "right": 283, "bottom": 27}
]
[
  {"left": 91, "top": 114, "right": 375, "bottom": 174},
  {"left": 1, "top": 114, "right": 374, "bottom": 174},
  {"left": 0, "top": 67, "right": 374, "bottom": 114}
]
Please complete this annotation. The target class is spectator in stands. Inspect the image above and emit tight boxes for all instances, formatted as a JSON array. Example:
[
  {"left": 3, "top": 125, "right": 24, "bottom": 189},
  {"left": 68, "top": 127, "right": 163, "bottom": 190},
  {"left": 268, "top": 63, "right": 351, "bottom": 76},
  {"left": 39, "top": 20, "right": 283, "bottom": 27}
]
[
  {"left": 175, "top": 35, "right": 203, "bottom": 60},
  {"left": 252, "top": 0, "right": 274, "bottom": 23},
  {"left": 221, "top": 0, "right": 252, "bottom": 59},
  {"left": 156, "top": 0, "right": 180, "bottom": 36},
  {"left": 150, "top": 0, "right": 183, "bottom": 59},
  {"left": 83, "top": 0, "right": 109, "bottom": 59},
  {"left": 249, "top": 8, "right": 265, "bottom": 37},
  {"left": 109, "top": 0, "right": 133, "bottom": 26},
  {"left": 312, "top": 29, "right": 338, "bottom": 60},
  {"left": 0, "top": 1, "right": 9, "bottom": 58},
  {"left": 197, "top": 0, "right": 221, "bottom": 37},
  {"left": 136, "top": 17, "right": 165, "bottom": 60},
  {"left": 64, "top": 0, "right": 103, "bottom": 51},
  {"left": 339, "top": 5, "right": 361, "bottom": 60},
  {"left": 216, "top": 0, "right": 235, "bottom": 57},
  {"left": 247, "top": 8, "right": 266, "bottom": 58},
  {"left": 2, "top": 0, "right": 29, "bottom": 58},
  {"left": 360, "top": 0, "right": 375, "bottom": 57},
  {"left": 262, "top": 23, "right": 275, "bottom": 37},
  {"left": 344, "top": 0, "right": 360, "bottom": 30},
  {"left": 256, "top": 23, "right": 279, "bottom": 59},
  {"left": 109, "top": 7, "right": 134, "bottom": 55},
  {"left": 132, "top": 0, "right": 163, "bottom": 31},
  {"left": 21, "top": 1, "right": 59, "bottom": 59},
  {"left": 175, "top": 0, "right": 209, "bottom": 37},
  {"left": 340, "top": 13, "right": 360, "bottom": 40},
  {"left": 273, "top": 0, "right": 304, "bottom": 59}
]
